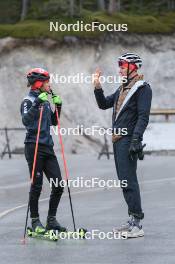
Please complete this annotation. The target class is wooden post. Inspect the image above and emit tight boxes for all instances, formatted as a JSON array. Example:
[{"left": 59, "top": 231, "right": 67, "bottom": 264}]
[
  {"left": 5, "top": 127, "right": 12, "bottom": 159},
  {"left": 1, "top": 128, "right": 12, "bottom": 159},
  {"left": 165, "top": 114, "right": 169, "bottom": 122}
]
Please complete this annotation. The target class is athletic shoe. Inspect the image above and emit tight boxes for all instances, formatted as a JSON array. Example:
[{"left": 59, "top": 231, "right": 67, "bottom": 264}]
[
  {"left": 31, "top": 217, "right": 45, "bottom": 234},
  {"left": 46, "top": 216, "right": 67, "bottom": 232},
  {"left": 113, "top": 217, "right": 133, "bottom": 234},
  {"left": 123, "top": 223, "right": 144, "bottom": 238}
]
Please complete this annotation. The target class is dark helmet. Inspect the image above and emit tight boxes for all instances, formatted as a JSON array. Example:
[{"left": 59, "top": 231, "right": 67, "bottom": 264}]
[{"left": 27, "top": 68, "right": 50, "bottom": 86}]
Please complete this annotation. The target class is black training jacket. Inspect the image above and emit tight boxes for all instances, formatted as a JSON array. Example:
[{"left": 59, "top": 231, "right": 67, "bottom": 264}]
[
  {"left": 20, "top": 90, "right": 61, "bottom": 146},
  {"left": 94, "top": 81, "right": 152, "bottom": 141}
]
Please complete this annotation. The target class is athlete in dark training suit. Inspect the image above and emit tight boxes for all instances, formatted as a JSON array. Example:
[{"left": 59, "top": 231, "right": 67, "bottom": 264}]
[{"left": 20, "top": 68, "right": 66, "bottom": 233}]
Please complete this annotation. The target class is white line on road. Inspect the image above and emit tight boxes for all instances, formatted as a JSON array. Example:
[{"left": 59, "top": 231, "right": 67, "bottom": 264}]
[
  {"left": 0, "top": 176, "right": 174, "bottom": 220},
  {"left": 0, "top": 187, "right": 103, "bottom": 219}
]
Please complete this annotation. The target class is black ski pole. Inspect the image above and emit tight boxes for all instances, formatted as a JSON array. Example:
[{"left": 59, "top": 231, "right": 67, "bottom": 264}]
[{"left": 51, "top": 90, "right": 76, "bottom": 232}]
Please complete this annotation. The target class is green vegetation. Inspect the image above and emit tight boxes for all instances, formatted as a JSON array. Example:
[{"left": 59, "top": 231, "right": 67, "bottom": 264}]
[
  {"left": 0, "top": 12, "right": 175, "bottom": 40},
  {"left": 0, "top": 1, "right": 175, "bottom": 39},
  {"left": 0, "top": 0, "right": 21, "bottom": 24}
]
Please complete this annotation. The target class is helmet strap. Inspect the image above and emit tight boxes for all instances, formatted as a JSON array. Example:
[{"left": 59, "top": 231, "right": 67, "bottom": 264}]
[
  {"left": 127, "top": 62, "right": 130, "bottom": 80},
  {"left": 127, "top": 62, "right": 137, "bottom": 81}
]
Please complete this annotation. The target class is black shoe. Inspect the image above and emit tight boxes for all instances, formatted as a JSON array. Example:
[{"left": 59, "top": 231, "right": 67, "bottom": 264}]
[
  {"left": 46, "top": 216, "right": 67, "bottom": 232},
  {"left": 31, "top": 217, "right": 45, "bottom": 233}
]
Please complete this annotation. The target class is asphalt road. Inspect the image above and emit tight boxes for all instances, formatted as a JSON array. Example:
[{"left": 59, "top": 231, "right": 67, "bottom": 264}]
[{"left": 0, "top": 154, "right": 175, "bottom": 264}]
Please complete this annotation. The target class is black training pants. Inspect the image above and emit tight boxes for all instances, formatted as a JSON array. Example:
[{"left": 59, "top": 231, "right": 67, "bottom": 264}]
[
  {"left": 113, "top": 136, "right": 144, "bottom": 220},
  {"left": 25, "top": 143, "right": 63, "bottom": 218}
]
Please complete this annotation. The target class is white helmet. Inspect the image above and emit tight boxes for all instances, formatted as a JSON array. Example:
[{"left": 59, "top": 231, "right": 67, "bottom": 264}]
[{"left": 118, "top": 53, "right": 142, "bottom": 69}]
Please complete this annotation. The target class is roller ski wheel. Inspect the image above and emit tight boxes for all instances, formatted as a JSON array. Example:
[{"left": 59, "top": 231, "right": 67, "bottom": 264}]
[
  {"left": 76, "top": 228, "right": 88, "bottom": 239},
  {"left": 27, "top": 227, "right": 58, "bottom": 242}
]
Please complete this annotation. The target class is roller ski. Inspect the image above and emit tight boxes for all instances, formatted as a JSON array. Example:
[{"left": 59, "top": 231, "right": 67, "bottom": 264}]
[
  {"left": 27, "top": 218, "right": 58, "bottom": 242},
  {"left": 46, "top": 216, "right": 87, "bottom": 239}
]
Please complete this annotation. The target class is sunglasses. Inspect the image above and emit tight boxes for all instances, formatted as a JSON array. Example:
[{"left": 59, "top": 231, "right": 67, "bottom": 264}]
[
  {"left": 118, "top": 60, "right": 127, "bottom": 67},
  {"left": 118, "top": 60, "right": 137, "bottom": 70}
]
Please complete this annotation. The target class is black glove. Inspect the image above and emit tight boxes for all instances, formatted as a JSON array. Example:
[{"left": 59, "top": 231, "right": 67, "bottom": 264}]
[{"left": 129, "top": 139, "right": 146, "bottom": 161}]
